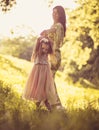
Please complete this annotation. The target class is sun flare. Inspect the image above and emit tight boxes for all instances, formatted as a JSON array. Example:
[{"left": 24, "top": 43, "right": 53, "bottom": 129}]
[{"left": 0, "top": 0, "right": 77, "bottom": 38}]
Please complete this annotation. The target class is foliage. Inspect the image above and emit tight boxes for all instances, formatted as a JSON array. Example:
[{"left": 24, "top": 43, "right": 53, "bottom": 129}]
[
  {"left": 0, "top": 36, "right": 37, "bottom": 61},
  {"left": 0, "top": 0, "right": 54, "bottom": 12},
  {"left": 61, "top": 0, "right": 99, "bottom": 87},
  {"left": 0, "top": 0, "right": 16, "bottom": 12}
]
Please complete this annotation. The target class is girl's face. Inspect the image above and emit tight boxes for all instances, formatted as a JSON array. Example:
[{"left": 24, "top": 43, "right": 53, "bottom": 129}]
[
  {"left": 52, "top": 8, "right": 59, "bottom": 23},
  {"left": 41, "top": 42, "right": 49, "bottom": 53}
]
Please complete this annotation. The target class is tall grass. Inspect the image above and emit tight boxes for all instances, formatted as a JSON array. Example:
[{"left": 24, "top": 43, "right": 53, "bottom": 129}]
[{"left": 0, "top": 54, "right": 99, "bottom": 130}]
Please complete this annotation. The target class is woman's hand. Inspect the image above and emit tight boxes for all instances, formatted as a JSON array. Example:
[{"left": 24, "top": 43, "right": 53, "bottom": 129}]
[
  {"left": 40, "top": 30, "right": 48, "bottom": 36},
  {"left": 40, "top": 28, "right": 56, "bottom": 36}
]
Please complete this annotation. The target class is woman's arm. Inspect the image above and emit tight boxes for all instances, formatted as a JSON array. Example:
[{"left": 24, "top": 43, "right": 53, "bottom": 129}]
[{"left": 40, "top": 28, "right": 56, "bottom": 36}]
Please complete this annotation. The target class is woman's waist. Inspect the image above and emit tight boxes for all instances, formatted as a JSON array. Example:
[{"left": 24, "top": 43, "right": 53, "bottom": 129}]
[{"left": 54, "top": 48, "right": 60, "bottom": 52}]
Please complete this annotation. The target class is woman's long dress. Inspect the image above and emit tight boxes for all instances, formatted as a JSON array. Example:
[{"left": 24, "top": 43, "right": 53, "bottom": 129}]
[{"left": 48, "top": 22, "right": 64, "bottom": 76}]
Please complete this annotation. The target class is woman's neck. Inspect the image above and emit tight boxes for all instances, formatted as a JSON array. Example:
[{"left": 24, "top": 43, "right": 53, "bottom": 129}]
[{"left": 54, "top": 20, "right": 59, "bottom": 24}]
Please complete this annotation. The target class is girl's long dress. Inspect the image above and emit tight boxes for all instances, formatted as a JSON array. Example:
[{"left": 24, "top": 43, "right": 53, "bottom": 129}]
[{"left": 23, "top": 54, "right": 60, "bottom": 106}]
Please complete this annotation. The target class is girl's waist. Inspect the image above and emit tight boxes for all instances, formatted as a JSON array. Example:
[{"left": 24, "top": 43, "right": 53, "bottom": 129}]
[{"left": 34, "top": 61, "right": 48, "bottom": 65}]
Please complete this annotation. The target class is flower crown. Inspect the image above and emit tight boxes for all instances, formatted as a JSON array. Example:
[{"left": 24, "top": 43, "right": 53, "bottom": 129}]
[{"left": 40, "top": 37, "right": 49, "bottom": 43}]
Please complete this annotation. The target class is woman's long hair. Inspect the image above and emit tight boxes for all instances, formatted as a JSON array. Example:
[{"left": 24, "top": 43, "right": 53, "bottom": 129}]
[{"left": 53, "top": 5, "right": 66, "bottom": 36}]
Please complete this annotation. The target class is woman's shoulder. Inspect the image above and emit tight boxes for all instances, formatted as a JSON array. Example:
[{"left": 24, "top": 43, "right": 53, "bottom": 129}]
[
  {"left": 51, "top": 22, "right": 62, "bottom": 27},
  {"left": 52, "top": 23, "right": 63, "bottom": 31},
  {"left": 56, "top": 22, "right": 63, "bottom": 27}
]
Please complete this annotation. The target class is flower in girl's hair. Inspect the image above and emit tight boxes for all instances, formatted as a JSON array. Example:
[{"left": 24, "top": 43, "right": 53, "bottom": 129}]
[{"left": 40, "top": 38, "right": 49, "bottom": 43}]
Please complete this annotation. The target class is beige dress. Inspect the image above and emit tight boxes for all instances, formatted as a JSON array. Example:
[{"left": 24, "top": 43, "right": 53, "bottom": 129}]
[
  {"left": 23, "top": 54, "right": 60, "bottom": 106},
  {"left": 48, "top": 22, "right": 64, "bottom": 76},
  {"left": 47, "top": 22, "right": 64, "bottom": 107}
]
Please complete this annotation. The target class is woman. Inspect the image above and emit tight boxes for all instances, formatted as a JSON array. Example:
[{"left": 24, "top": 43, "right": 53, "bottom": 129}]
[
  {"left": 40, "top": 5, "right": 66, "bottom": 110},
  {"left": 41, "top": 5, "right": 66, "bottom": 77}
]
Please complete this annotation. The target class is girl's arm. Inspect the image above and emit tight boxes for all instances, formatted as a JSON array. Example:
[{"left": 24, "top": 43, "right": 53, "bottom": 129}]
[
  {"left": 31, "top": 52, "right": 34, "bottom": 62},
  {"left": 31, "top": 43, "right": 36, "bottom": 62}
]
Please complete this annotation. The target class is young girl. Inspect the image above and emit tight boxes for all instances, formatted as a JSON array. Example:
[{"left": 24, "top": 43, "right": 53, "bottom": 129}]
[{"left": 23, "top": 36, "right": 62, "bottom": 111}]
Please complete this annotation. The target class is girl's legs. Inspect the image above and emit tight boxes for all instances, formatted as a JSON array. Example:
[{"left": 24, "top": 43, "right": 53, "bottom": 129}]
[
  {"left": 36, "top": 100, "right": 51, "bottom": 111},
  {"left": 35, "top": 101, "right": 41, "bottom": 108},
  {"left": 44, "top": 100, "right": 51, "bottom": 111}
]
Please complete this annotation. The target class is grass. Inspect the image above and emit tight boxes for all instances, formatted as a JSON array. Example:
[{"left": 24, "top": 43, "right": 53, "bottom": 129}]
[
  {"left": 0, "top": 54, "right": 99, "bottom": 130},
  {"left": 55, "top": 73, "right": 99, "bottom": 110}
]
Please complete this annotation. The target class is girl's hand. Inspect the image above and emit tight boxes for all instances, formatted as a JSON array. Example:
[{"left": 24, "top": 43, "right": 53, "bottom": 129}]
[
  {"left": 31, "top": 57, "right": 34, "bottom": 62},
  {"left": 31, "top": 54, "right": 34, "bottom": 62}
]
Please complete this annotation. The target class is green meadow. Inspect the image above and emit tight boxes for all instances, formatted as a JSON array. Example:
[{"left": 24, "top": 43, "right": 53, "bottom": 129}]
[{"left": 0, "top": 54, "right": 99, "bottom": 130}]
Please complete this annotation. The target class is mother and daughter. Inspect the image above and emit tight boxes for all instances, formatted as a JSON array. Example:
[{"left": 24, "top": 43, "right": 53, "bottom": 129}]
[{"left": 23, "top": 5, "right": 66, "bottom": 111}]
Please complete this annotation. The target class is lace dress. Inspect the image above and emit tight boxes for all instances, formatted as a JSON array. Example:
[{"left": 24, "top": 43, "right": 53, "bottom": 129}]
[{"left": 23, "top": 54, "right": 61, "bottom": 106}]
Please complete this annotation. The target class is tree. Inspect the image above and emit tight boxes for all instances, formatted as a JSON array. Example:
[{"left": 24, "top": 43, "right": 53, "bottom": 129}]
[
  {"left": 0, "top": 0, "right": 54, "bottom": 12},
  {"left": 0, "top": 0, "right": 16, "bottom": 11},
  {"left": 0, "top": 35, "right": 37, "bottom": 61},
  {"left": 61, "top": 0, "right": 99, "bottom": 87}
]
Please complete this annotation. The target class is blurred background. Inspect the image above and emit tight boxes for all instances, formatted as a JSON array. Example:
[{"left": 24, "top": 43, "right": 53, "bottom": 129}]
[{"left": 0, "top": 0, "right": 99, "bottom": 130}]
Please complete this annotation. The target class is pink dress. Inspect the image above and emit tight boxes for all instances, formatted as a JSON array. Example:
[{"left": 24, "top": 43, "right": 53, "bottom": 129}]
[{"left": 23, "top": 54, "right": 60, "bottom": 106}]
